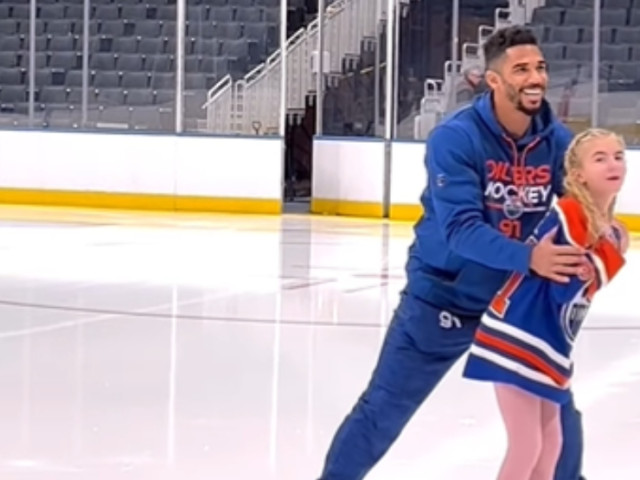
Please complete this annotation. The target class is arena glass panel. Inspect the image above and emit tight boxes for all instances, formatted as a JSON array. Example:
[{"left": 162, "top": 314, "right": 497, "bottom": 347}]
[
  {"left": 33, "top": 0, "right": 87, "bottom": 130},
  {"left": 315, "top": 0, "right": 385, "bottom": 138},
  {"left": 594, "top": 3, "right": 640, "bottom": 146},
  {"left": 397, "top": 0, "right": 509, "bottom": 141},
  {"left": 84, "top": 0, "right": 177, "bottom": 132},
  {"left": 403, "top": 2, "right": 637, "bottom": 143},
  {"left": 0, "top": 0, "right": 34, "bottom": 128},
  {"left": 183, "top": 0, "right": 284, "bottom": 137}
]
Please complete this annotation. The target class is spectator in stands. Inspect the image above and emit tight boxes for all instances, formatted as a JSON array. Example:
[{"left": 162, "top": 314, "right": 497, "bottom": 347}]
[
  {"left": 455, "top": 65, "right": 486, "bottom": 106},
  {"left": 558, "top": 78, "right": 579, "bottom": 123}
]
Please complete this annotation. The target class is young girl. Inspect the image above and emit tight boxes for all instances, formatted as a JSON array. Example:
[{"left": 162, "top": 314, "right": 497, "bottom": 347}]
[{"left": 462, "top": 128, "right": 629, "bottom": 480}]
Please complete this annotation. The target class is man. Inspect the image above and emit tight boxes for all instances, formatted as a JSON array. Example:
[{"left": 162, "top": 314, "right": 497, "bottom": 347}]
[
  {"left": 318, "top": 26, "right": 587, "bottom": 480},
  {"left": 454, "top": 65, "right": 486, "bottom": 108}
]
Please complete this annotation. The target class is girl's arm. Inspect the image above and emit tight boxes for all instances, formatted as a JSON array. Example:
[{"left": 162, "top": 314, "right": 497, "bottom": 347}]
[
  {"left": 547, "top": 200, "right": 626, "bottom": 305},
  {"left": 610, "top": 219, "right": 630, "bottom": 254}
]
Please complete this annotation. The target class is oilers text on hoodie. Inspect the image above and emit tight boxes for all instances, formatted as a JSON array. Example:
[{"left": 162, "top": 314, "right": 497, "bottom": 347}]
[
  {"left": 462, "top": 196, "right": 626, "bottom": 404},
  {"left": 405, "top": 91, "right": 574, "bottom": 318}
]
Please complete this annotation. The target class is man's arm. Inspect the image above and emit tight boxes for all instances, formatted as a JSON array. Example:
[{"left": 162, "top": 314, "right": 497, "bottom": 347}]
[{"left": 426, "top": 124, "right": 533, "bottom": 274}]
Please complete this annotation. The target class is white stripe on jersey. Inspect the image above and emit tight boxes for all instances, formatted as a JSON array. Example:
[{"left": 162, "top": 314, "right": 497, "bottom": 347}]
[
  {"left": 469, "top": 344, "right": 570, "bottom": 390},
  {"left": 482, "top": 315, "right": 572, "bottom": 369}
]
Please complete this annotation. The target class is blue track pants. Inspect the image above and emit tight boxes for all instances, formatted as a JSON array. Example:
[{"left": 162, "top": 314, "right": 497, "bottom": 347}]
[{"left": 318, "top": 293, "right": 584, "bottom": 480}]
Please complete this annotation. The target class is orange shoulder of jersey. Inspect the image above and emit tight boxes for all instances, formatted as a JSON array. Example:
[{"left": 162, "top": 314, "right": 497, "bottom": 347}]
[
  {"left": 553, "top": 197, "right": 590, "bottom": 248},
  {"left": 555, "top": 197, "right": 626, "bottom": 284}
]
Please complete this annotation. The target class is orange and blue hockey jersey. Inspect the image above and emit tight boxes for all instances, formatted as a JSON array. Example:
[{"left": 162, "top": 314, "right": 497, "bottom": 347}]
[{"left": 462, "top": 196, "right": 626, "bottom": 404}]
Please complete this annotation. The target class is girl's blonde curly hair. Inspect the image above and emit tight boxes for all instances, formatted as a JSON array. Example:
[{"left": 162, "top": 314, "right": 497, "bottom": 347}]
[{"left": 562, "top": 128, "right": 625, "bottom": 244}]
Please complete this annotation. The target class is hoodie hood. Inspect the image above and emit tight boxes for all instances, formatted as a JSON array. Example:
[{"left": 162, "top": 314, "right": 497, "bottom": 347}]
[{"left": 473, "top": 90, "right": 557, "bottom": 149}]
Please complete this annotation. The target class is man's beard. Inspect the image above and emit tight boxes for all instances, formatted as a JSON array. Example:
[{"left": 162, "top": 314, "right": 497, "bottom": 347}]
[{"left": 505, "top": 83, "right": 545, "bottom": 116}]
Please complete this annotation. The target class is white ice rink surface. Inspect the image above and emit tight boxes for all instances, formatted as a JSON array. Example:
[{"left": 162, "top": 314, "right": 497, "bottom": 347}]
[{"left": 0, "top": 207, "right": 637, "bottom": 480}]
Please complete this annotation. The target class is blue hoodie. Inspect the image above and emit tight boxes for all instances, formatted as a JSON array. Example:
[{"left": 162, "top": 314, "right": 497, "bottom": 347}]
[{"left": 405, "top": 91, "right": 574, "bottom": 318}]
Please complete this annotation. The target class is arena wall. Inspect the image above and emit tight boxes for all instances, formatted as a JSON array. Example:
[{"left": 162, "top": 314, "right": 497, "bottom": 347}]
[
  {"left": 0, "top": 129, "right": 283, "bottom": 214},
  {"left": 0, "top": 130, "right": 638, "bottom": 232},
  {"left": 311, "top": 137, "right": 640, "bottom": 232},
  {"left": 310, "top": 137, "right": 386, "bottom": 217}
]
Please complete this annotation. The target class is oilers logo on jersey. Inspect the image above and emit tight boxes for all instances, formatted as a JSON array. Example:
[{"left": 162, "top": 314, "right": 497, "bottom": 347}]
[
  {"left": 560, "top": 296, "right": 589, "bottom": 344},
  {"left": 503, "top": 195, "right": 525, "bottom": 220},
  {"left": 463, "top": 196, "right": 626, "bottom": 404},
  {"left": 561, "top": 254, "right": 598, "bottom": 343}
]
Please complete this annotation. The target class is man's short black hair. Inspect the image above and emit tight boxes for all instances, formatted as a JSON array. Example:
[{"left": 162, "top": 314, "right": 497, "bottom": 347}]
[{"left": 483, "top": 26, "right": 540, "bottom": 69}]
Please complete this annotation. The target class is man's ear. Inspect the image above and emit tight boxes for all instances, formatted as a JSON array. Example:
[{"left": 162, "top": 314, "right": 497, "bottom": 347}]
[{"left": 484, "top": 70, "right": 500, "bottom": 90}]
